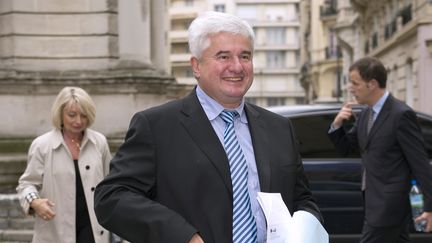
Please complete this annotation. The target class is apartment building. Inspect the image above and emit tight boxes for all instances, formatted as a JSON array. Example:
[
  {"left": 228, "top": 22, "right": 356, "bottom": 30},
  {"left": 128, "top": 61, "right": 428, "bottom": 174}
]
[
  {"left": 338, "top": 0, "right": 432, "bottom": 115},
  {"left": 300, "top": 0, "right": 343, "bottom": 104},
  {"left": 169, "top": 0, "right": 305, "bottom": 106},
  {"left": 300, "top": 0, "right": 432, "bottom": 115},
  {"left": 235, "top": 0, "right": 304, "bottom": 106},
  {"left": 170, "top": 0, "right": 202, "bottom": 84}
]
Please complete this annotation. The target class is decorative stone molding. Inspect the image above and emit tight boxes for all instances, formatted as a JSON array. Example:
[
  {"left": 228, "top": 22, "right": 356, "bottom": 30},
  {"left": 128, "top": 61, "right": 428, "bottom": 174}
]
[{"left": 0, "top": 68, "right": 192, "bottom": 98}]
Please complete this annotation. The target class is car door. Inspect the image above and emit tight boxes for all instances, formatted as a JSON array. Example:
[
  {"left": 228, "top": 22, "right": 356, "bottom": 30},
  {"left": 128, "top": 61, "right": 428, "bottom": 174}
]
[
  {"left": 288, "top": 109, "right": 432, "bottom": 243},
  {"left": 289, "top": 111, "right": 364, "bottom": 235}
]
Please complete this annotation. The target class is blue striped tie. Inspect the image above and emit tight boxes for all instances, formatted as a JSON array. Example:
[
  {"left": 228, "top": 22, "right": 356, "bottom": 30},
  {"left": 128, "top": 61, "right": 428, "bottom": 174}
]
[{"left": 220, "top": 110, "right": 258, "bottom": 243}]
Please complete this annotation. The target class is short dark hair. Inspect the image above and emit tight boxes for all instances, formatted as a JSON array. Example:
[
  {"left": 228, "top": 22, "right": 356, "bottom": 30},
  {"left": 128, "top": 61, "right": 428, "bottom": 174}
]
[{"left": 349, "top": 57, "right": 387, "bottom": 88}]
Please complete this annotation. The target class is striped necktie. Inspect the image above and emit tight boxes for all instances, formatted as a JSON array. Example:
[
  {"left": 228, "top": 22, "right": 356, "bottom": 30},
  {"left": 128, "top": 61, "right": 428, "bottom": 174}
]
[
  {"left": 367, "top": 108, "right": 375, "bottom": 134},
  {"left": 362, "top": 108, "right": 376, "bottom": 190},
  {"left": 220, "top": 110, "right": 258, "bottom": 243}
]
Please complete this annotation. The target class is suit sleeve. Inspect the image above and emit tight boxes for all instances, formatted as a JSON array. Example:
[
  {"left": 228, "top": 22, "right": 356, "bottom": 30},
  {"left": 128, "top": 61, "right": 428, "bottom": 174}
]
[
  {"left": 396, "top": 110, "right": 432, "bottom": 211},
  {"left": 328, "top": 118, "right": 360, "bottom": 157},
  {"left": 94, "top": 112, "right": 197, "bottom": 242}
]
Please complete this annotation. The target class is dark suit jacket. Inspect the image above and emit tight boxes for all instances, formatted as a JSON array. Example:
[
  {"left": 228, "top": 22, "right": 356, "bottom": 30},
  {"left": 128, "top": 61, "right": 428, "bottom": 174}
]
[
  {"left": 329, "top": 94, "right": 432, "bottom": 227},
  {"left": 94, "top": 90, "right": 322, "bottom": 243}
]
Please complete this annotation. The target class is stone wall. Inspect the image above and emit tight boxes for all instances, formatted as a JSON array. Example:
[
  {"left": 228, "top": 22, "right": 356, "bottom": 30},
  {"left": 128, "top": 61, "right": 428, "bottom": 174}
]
[
  {"left": 0, "top": 68, "right": 192, "bottom": 138},
  {"left": 0, "top": 0, "right": 194, "bottom": 139},
  {"left": 0, "top": 194, "right": 33, "bottom": 243}
]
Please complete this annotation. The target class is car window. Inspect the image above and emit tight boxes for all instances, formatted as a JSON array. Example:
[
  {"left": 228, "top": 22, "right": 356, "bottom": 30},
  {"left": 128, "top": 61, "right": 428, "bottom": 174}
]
[
  {"left": 290, "top": 113, "right": 360, "bottom": 158},
  {"left": 289, "top": 112, "right": 432, "bottom": 159},
  {"left": 418, "top": 116, "right": 432, "bottom": 159}
]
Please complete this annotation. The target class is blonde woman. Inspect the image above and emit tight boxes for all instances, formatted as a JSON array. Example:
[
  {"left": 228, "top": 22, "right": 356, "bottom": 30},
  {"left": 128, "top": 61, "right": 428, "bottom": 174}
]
[{"left": 17, "top": 86, "right": 111, "bottom": 243}]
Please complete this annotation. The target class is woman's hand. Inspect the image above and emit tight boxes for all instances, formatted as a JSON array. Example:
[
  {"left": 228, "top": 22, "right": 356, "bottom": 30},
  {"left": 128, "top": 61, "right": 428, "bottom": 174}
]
[{"left": 31, "top": 198, "right": 56, "bottom": 220}]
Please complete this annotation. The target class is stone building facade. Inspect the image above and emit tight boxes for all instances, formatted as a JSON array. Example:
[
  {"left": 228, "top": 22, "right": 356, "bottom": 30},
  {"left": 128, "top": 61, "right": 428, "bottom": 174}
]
[
  {"left": 300, "top": 0, "right": 343, "bottom": 104},
  {"left": 346, "top": 0, "right": 432, "bottom": 115},
  {"left": 301, "top": 0, "right": 432, "bottom": 116},
  {"left": 0, "top": 0, "right": 192, "bottom": 139}
]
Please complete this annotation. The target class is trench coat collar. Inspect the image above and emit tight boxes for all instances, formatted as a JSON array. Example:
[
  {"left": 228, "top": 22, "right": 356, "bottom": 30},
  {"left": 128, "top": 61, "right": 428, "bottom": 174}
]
[{"left": 51, "top": 128, "right": 97, "bottom": 150}]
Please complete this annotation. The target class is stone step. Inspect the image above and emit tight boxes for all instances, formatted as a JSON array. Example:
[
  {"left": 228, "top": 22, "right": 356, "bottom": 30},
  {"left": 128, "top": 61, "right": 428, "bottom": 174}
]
[
  {"left": 8, "top": 218, "right": 34, "bottom": 230},
  {"left": 0, "top": 194, "right": 33, "bottom": 231},
  {"left": 0, "top": 229, "right": 33, "bottom": 243},
  {"left": 0, "top": 154, "right": 27, "bottom": 194},
  {"left": 0, "top": 139, "right": 32, "bottom": 154}
]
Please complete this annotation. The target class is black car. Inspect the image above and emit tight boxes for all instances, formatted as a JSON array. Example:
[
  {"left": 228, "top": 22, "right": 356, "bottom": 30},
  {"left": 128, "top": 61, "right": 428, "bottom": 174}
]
[{"left": 268, "top": 104, "right": 432, "bottom": 243}]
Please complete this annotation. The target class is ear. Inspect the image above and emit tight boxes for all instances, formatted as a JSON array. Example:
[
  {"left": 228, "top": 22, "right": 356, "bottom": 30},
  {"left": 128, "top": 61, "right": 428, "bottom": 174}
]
[
  {"left": 190, "top": 57, "right": 200, "bottom": 79},
  {"left": 370, "top": 79, "right": 379, "bottom": 89},
  {"left": 366, "top": 80, "right": 375, "bottom": 89}
]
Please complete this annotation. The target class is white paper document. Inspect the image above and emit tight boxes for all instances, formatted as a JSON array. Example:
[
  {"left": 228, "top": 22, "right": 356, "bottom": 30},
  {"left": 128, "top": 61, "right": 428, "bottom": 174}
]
[{"left": 257, "top": 192, "right": 329, "bottom": 243}]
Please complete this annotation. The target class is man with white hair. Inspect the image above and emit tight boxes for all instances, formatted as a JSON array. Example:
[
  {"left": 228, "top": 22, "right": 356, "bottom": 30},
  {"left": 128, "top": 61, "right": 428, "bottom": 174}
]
[{"left": 95, "top": 11, "right": 322, "bottom": 243}]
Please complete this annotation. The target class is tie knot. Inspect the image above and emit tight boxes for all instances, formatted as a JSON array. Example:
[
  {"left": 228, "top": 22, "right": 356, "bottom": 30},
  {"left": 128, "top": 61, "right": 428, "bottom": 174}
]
[{"left": 220, "top": 110, "right": 237, "bottom": 124}]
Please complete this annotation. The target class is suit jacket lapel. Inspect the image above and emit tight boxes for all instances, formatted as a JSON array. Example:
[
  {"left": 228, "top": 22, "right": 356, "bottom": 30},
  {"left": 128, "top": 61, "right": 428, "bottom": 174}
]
[
  {"left": 245, "top": 104, "right": 271, "bottom": 192},
  {"left": 179, "top": 91, "right": 233, "bottom": 194},
  {"left": 365, "top": 94, "right": 392, "bottom": 147}
]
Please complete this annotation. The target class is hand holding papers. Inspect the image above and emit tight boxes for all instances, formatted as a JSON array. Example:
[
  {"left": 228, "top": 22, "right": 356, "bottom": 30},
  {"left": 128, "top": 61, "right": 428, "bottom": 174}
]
[{"left": 257, "top": 192, "right": 329, "bottom": 243}]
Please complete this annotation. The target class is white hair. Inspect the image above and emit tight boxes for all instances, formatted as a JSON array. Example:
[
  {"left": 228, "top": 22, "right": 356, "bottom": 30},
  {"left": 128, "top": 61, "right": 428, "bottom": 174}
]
[{"left": 188, "top": 11, "right": 255, "bottom": 59}]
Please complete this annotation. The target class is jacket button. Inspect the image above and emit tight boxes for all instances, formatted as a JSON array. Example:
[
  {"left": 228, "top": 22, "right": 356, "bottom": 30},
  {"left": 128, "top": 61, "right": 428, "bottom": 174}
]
[
  {"left": 91, "top": 187, "right": 95, "bottom": 191},
  {"left": 86, "top": 165, "right": 90, "bottom": 170},
  {"left": 100, "top": 230, "right": 104, "bottom": 235}
]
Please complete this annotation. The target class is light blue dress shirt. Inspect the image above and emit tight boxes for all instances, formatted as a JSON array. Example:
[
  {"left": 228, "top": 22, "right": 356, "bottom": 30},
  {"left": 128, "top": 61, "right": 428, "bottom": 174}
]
[
  {"left": 371, "top": 91, "right": 389, "bottom": 121},
  {"left": 196, "top": 85, "right": 266, "bottom": 243}
]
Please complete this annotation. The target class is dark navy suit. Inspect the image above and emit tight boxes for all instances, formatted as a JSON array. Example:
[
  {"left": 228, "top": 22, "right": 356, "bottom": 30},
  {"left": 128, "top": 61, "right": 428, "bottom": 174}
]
[{"left": 95, "top": 89, "right": 322, "bottom": 243}]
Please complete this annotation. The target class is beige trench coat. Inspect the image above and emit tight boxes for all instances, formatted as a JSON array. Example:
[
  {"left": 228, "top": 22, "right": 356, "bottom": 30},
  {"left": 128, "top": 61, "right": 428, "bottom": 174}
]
[{"left": 16, "top": 128, "right": 112, "bottom": 243}]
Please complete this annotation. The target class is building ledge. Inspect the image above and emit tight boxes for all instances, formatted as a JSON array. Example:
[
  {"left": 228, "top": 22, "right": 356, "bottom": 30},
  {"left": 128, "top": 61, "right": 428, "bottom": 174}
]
[
  {"left": 0, "top": 68, "right": 193, "bottom": 98},
  {"left": 368, "top": 18, "right": 418, "bottom": 56}
]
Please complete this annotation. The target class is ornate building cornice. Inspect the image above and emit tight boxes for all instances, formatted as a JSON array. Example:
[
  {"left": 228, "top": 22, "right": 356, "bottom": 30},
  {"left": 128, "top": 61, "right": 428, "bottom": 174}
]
[{"left": 0, "top": 68, "right": 192, "bottom": 98}]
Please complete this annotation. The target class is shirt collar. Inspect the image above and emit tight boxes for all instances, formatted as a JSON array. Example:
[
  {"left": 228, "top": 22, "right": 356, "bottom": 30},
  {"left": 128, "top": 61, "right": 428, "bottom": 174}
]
[
  {"left": 52, "top": 128, "right": 95, "bottom": 149},
  {"left": 371, "top": 91, "right": 389, "bottom": 115},
  {"left": 196, "top": 85, "right": 247, "bottom": 123}
]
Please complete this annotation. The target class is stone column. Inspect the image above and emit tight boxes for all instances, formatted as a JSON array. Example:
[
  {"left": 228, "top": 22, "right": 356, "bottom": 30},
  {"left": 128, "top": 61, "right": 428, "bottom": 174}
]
[
  {"left": 151, "top": 0, "right": 170, "bottom": 74},
  {"left": 118, "top": 0, "right": 151, "bottom": 67}
]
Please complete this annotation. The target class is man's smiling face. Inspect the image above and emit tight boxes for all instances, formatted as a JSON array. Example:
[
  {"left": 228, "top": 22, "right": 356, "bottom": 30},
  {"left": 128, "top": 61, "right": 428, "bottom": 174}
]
[{"left": 191, "top": 32, "right": 254, "bottom": 108}]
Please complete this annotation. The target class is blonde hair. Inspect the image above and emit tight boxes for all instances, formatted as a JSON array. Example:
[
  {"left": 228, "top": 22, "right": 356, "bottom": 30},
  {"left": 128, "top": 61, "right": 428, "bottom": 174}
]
[{"left": 51, "top": 87, "right": 96, "bottom": 129}]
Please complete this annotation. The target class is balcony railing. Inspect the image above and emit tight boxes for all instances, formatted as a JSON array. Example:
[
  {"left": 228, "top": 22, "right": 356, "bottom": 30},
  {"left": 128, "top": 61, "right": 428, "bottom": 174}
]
[
  {"left": 384, "top": 20, "right": 397, "bottom": 40},
  {"left": 320, "top": 0, "right": 337, "bottom": 17},
  {"left": 320, "top": 5, "right": 337, "bottom": 17},
  {"left": 400, "top": 4, "right": 412, "bottom": 26}
]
